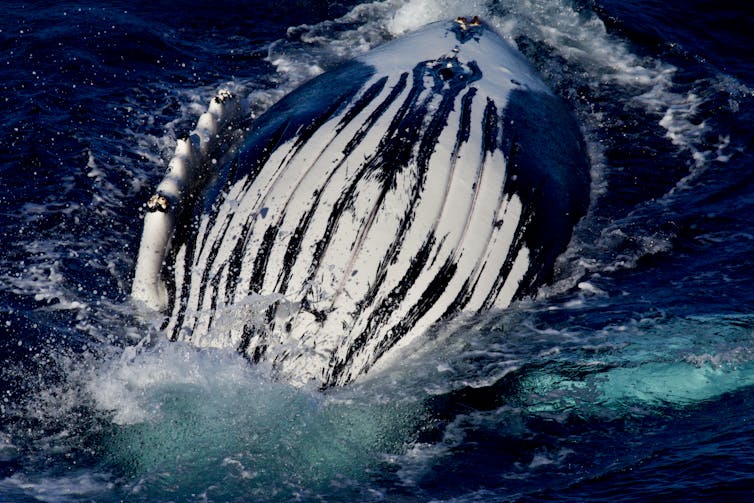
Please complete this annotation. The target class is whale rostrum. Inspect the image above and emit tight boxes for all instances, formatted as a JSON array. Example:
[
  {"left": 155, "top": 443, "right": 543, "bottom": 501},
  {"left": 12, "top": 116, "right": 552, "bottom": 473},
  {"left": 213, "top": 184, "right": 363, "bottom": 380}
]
[{"left": 132, "top": 18, "right": 591, "bottom": 387}]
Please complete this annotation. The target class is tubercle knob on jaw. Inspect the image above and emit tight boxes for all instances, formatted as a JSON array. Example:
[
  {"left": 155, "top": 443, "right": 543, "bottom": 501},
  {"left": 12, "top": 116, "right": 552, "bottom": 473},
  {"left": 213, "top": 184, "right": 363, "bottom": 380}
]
[
  {"left": 146, "top": 193, "right": 170, "bottom": 213},
  {"left": 452, "top": 16, "right": 483, "bottom": 43},
  {"left": 455, "top": 16, "right": 482, "bottom": 31}
]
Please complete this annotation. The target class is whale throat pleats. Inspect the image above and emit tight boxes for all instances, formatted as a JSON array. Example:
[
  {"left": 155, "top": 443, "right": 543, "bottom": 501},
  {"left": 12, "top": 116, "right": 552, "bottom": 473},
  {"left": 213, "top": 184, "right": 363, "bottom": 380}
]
[{"left": 133, "top": 20, "right": 591, "bottom": 387}]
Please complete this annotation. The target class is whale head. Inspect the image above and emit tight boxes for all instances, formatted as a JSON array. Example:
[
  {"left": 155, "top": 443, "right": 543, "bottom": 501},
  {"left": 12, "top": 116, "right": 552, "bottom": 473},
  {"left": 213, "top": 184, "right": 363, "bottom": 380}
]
[{"left": 132, "top": 19, "right": 591, "bottom": 387}]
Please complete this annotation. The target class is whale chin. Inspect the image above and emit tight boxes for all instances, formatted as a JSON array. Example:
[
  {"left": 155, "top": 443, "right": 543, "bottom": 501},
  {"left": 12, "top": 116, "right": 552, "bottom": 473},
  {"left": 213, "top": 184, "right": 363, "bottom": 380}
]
[{"left": 131, "top": 18, "right": 591, "bottom": 388}]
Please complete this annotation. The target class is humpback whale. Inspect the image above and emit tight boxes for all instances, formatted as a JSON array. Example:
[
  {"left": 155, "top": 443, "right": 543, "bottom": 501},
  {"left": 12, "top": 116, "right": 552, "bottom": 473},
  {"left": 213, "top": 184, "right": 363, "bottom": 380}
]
[{"left": 132, "top": 18, "right": 591, "bottom": 387}]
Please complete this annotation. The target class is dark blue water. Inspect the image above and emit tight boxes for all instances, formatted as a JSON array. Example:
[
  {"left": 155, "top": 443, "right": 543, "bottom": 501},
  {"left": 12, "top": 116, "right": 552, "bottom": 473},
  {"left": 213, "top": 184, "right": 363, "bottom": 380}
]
[{"left": 2, "top": 0, "right": 753, "bottom": 501}]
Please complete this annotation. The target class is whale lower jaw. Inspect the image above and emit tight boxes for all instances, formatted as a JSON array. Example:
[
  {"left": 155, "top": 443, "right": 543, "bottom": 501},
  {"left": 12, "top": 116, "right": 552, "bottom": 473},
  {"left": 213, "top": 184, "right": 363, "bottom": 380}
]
[{"left": 132, "top": 19, "right": 591, "bottom": 388}]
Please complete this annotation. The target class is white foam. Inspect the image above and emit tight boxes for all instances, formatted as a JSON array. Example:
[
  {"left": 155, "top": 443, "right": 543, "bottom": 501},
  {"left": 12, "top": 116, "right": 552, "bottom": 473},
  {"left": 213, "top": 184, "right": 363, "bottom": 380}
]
[
  {"left": 387, "top": 0, "right": 488, "bottom": 35},
  {"left": 0, "top": 472, "right": 113, "bottom": 502},
  {"left": 0, "top": 432, "right": 18, "bottom": 463},
  {"left": 87, "top": 340, "right": 270, "bottom": 425}
]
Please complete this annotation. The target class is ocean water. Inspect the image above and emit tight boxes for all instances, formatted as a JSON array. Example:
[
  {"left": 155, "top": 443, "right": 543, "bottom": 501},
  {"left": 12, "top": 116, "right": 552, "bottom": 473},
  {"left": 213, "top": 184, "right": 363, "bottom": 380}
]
[{"left": 1, "top": 0, "right": 753, "bottom": 501}]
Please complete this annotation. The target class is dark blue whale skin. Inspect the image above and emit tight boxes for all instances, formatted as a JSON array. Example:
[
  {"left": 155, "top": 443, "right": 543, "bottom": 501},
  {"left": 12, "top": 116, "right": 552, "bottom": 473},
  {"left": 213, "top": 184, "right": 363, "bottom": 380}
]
[{"left": 152, "top": 19, "right": 591, "bottom": 387}]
